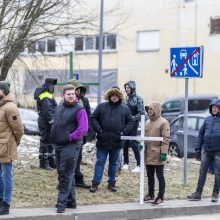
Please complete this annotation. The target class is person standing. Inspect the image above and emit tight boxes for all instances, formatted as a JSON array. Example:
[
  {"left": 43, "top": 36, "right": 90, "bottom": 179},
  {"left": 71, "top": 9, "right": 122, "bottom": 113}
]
[
  {"left": 122, "top": 80, "right": 145, "bottom": 172},
  {"left": 90, "top": 87, "right": 134, "bottom": 193},
  {"left": 68, "top": 79, "right": 91, "bottom": 189},
  {"left": 188, "top": 99, "right": 220, "bottom": 202},
  {"left": 34, "top": 78, "right": 57, "bottom": 170},
  {"left": 0, "top": 81, "right": 24, "bottom": 215},
  {"left": 51, "top": 84, "right": 88, "bottom": 213},
  {"left": 144, "top": 102, "right": 170, "bottom": 205}
]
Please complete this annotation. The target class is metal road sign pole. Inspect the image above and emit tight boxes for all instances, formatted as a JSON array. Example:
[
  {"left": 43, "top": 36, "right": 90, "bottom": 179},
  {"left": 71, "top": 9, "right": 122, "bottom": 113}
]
[
  {"left": 98, "top": 0, "right": 104, "bottom": 104},
  {"left": 140, "top": 115, "right": 145, "bottom": 205},
  {"left": 183, "top": 78, "right": 189, "bottom": 186}
]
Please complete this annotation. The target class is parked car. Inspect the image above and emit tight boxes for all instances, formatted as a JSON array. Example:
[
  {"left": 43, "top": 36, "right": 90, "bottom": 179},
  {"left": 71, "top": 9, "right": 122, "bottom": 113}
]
[
  {"left": 169, "top": 113, "right": 208, "bottom": 158},
  {"left": 161, "top": 94, "right": 218, "bottom": 122},
  {"left": 18, "top": 108, "right": 40, "bottom": 136}
]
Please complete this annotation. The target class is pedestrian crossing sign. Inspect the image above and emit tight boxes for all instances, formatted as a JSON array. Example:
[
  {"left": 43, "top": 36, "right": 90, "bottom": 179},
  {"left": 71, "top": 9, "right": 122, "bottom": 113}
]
[{"left": 170, "top": 46, "right": 204, "bottom": 78}]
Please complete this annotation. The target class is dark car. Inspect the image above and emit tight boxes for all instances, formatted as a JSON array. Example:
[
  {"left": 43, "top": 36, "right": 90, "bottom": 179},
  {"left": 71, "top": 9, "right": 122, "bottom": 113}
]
[
  {"left": 169, "top": 113, "right": 208, "bottom": 158},
  {"left": 18, "top": 108, "right": 40, "bottom": 136},
  {"left": 161, "top": 94, "right": 218, "bottom": 122}
]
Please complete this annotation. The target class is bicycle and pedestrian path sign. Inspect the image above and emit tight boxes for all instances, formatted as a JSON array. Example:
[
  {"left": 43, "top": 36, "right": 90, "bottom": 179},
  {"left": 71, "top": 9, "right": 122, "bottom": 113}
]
[{"left": 170, "top": 46, "right": 204, "bottom": 78}]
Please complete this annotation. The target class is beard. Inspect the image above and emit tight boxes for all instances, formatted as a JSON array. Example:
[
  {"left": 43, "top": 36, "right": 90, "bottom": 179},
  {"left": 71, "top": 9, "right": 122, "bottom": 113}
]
[{"left": 64, "top": 99, "right": 75, "bottom": 106}]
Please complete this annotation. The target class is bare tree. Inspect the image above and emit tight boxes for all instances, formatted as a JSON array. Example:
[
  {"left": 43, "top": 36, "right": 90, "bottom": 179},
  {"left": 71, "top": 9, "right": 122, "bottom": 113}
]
[{"left": 0, "top": 0, "right": 101, "bottom": 80}]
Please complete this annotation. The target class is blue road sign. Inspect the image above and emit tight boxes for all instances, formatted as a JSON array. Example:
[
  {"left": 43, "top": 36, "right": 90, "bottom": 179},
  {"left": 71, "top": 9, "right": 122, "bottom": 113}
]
[{"left": 170, "top": 46, "right": 204, "bottom": 78}]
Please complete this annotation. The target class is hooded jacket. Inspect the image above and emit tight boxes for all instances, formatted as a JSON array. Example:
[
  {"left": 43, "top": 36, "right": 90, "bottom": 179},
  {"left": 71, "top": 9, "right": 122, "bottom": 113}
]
[
  {"left": 196, "top": 99, "right": 220, "bottom": 152},
  {"left": 34, "top": 85, "right": 57, "bottom": 124},
  {"left": 0, "top": 94, "right": 24, "bottom": 163},
  {"left": 91, "top": 87, "right": 134, "bottom": 149},
  {"left": 144, "top": 102, "right": 170, "bottom": 165},
  {"left": 124, "top": 80, "right": 145, "bottom": 123}
]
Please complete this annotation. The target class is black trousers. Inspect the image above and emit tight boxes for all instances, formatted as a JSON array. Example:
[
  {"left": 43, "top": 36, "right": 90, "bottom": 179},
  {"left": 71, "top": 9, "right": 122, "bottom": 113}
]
[
  {"left": 146, "top": 165, "right": 165, "bottom": 199},
  {"left": 123, "top": 123, "right": 140, "bottom": 166},
  {"left": 75, "top": 146, "right": 83, "bottom": 182},
  {"left": 55, "top": 142, "right": 81, "bottom": 208}
]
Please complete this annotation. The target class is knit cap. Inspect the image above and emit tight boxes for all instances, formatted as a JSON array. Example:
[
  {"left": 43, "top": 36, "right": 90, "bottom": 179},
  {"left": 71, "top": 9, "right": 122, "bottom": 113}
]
[{"left": 0, "top": 81, "right": 10, "bottom": 95}]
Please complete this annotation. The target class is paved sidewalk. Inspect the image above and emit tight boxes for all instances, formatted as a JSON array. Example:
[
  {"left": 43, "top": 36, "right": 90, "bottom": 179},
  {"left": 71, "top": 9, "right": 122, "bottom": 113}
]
[{"left": 1, "top": 199, "right": 220, "bottom": 220}]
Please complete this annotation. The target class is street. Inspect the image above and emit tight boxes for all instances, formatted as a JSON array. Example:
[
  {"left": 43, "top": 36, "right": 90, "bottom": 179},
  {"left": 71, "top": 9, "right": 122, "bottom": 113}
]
[{"left": 155, "top": 213, "right": 220, "bottom": 220}]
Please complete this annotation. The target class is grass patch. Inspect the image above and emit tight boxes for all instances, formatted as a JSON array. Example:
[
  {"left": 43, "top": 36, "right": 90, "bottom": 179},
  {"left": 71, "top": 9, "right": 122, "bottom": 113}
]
[{"left": 12, "top": 154, "right": 215, "bottom": 208}]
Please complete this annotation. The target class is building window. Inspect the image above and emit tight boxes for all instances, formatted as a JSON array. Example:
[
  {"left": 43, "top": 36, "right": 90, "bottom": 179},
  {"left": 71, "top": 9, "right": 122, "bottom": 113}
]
[
  {"left": 38, "top": 40, "right": 46, "bottom": 52},
  {"left": 28, "top": 41, "right": 36, "bottom": 53},
  {"left": 107, "top": 34, "right": 116, "bottom": 50},
  {"left": 47, "top": 39, "right": 56, "bottom": 52},
  {"left": 210, "top": 17, "right": 220, "bottom": 35},
  {"left": 85, "top": 36, "right": 94, "bottom": 50},
  {"left": 75, "top": 34, "right": 117, "bottom": 52},
  {"left": 75, "top": 37, "right": 83, "bottom": 51},
  {"left": 26, "top": 38, "right": 56, "bottom": 54},
  {"left": 137, "top": 30, "right": 160, "bottom": 52}
]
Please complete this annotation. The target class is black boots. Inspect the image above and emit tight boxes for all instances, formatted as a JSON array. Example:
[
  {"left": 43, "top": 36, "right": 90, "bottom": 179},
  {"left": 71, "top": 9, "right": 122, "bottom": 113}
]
[
  {"left": 48, "top": 156, "right": 56, "bottom": 169},
  {"left": 76, "top": 179, "right": 91, "bottom": 189},
  {"left": 0, "top": 201, "right": 10, "bottom": 215},
  {"left": 90, "top": 181, "right": 98, "bottom": 193},
  {"left": 108, "top": 181, "right": 117, "bottom": 192},
  {"left": 39, "top": 157, "right": 53, "bottom": 171}
]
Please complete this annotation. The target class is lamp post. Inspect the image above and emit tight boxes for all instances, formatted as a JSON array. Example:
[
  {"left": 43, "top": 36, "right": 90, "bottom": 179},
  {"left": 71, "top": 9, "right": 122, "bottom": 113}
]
[{"left": 98, "top": 0, "right": 104, "bottom": 104}]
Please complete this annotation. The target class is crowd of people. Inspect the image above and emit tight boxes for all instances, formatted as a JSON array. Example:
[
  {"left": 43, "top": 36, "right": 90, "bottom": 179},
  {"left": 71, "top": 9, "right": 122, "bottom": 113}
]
[{"left": 0, "top": 78, "right": 219, "bottom": 215}]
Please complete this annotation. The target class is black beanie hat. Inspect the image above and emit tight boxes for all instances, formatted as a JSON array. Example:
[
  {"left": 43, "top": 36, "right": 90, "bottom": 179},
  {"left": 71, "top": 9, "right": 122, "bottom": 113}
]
[{"left": 0, "top": 81, "right": 10, "bottom": 95}]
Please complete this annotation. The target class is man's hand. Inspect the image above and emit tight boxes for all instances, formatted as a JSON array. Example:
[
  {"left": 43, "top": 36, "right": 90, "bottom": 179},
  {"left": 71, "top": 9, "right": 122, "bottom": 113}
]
[{"left": 195, "top": 150, "right": 201, "bottom": 161}]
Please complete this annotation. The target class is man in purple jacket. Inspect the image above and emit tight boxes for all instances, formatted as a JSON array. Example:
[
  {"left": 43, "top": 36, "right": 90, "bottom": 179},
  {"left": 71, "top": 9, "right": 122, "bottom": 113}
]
[{"left": 51, "top": 84, "right": 88, "bottom": 213}]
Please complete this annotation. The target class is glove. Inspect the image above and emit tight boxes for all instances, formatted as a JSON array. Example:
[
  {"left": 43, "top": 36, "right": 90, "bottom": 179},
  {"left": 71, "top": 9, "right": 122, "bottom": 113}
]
[
  {"left": 195, "top": 150, "right": 201, "bottom": 161},
  {"left": 159, "top": 152, "right": 167, "bottom": 161},
  {"left": 138, "top": 143, "right": 143, "bottom": 152}
]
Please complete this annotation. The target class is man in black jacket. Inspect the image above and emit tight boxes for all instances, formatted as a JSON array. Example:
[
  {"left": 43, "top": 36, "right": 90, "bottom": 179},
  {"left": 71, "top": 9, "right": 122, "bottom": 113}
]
[
  {"left": 68, "top": 79, "right": 91, "bottom": 189},
  {"left": 34, "top": 78, "right": 57, "bottom": 170},
  {"left": 90, "top": 87, "right": 134, "bottom": 193}
]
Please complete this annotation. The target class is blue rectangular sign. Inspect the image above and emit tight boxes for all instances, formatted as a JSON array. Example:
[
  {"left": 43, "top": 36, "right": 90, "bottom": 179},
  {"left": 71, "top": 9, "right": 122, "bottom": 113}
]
[{"left": 170, "top": 46, "right": 204, "bottom": 78}]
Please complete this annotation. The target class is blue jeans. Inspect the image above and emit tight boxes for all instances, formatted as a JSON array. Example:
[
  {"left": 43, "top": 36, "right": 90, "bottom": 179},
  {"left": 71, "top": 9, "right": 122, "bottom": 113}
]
[
  {"left": 93, "top": 147, "right": 120, "bottom": 184},
  {"left": 0, "top": 162, "right": 13, "bottom": 204},
  {"left": 196, "top": 150, "right": 220, "bottom": 194}
]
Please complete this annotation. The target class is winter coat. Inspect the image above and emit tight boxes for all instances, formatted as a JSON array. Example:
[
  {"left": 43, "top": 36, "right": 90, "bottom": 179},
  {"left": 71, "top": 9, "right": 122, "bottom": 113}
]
[
  {"left": 91, "top": 87, "right": 134, "bottom": 149},
  {"left": 0, "top": 94, "right": 24, "bottom": 163},
  {"left": 196, "top": 99, "right": 220, "bottom": 152},
  {"left": 34, "top": 87, "right": 57, "bottom": 125},
  {"left": 124, "top": 80, "right": 145, "bottom": 124},
  {"left": 144, "top": 102, "right": 170, "bottom": 165}
]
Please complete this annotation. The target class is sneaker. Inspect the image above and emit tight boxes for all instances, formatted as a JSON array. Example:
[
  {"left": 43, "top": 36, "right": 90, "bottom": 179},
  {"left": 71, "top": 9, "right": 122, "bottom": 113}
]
[
  {"left": 211, "top": 191, "right": 219, "bottom": 202},
  {"left": 132, "top": 166, "right": 141, "bottom": 173},
  {"left": 187, "top": 191, "right": 201, "bottom": 201},
  {"left": 151, "top": 197, "right": 164, "bottom": 206},
  {"left": 144, "top": 194, "right": 155, "bottom": 203},
  {"left": 122, "top": 164, "right": 129, "bottom": 170}
]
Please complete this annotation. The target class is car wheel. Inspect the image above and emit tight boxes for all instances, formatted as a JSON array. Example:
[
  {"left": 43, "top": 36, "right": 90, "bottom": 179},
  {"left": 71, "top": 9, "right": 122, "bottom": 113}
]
[{"left": 168, "top": 143, "right": 180, "bottom": 157}]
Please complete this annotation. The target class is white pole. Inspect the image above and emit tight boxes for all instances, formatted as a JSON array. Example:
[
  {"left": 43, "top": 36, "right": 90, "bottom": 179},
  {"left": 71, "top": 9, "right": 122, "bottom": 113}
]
[{"left": 140, "top": 115, "right": 145, "bottom": 204}]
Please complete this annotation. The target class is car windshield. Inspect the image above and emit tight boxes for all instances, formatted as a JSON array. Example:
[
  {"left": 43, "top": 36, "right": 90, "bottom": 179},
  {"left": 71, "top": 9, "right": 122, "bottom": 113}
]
[{"left": 19, "top": 108, "right": 38, "bottom": 121}]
